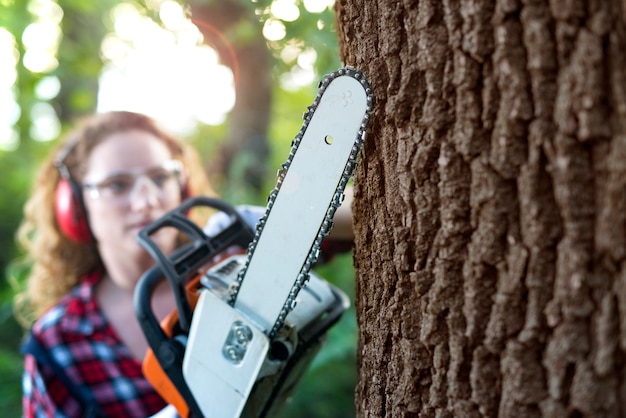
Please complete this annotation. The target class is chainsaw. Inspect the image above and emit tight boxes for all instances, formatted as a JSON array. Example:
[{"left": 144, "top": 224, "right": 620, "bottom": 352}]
[{"left": 134, "top": 67, "right": 372, "bottom": 417}]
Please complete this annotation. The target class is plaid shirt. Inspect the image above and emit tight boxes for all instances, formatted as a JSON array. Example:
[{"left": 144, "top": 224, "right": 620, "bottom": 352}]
[{"left": 22, "top": 271, "right": 167, "bottom": 418}]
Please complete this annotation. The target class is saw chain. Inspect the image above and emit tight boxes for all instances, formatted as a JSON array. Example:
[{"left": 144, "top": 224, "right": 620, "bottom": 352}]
[{"left": 228, "top": 66, "right": 372, "bottom": 339}]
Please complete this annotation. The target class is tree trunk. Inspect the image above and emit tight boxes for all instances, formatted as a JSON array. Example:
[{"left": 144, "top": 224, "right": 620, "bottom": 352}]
[
  {"left": 190, "top": 1, "right": 272, "bottom": 196},
  {"left": 335, "top": 1, "right": 626, "bottom": 416},
  {"left": 56, "top": 1, "right": 113, "bottom": 120}
]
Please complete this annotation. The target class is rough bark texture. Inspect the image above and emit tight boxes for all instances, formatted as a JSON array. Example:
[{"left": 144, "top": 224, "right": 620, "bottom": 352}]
[{"left": 335, "top": 0, "right": 626, "bottom": 416}]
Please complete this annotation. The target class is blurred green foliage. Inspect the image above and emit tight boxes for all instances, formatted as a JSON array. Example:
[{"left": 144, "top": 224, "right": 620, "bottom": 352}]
[{"left": 0, "top": 0, "right": 354, "bottom": 416}]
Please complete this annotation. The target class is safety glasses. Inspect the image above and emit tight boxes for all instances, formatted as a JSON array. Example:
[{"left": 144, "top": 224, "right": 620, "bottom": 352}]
[{"left": 82, "top": 160, "right": 183, "bottom": 205}]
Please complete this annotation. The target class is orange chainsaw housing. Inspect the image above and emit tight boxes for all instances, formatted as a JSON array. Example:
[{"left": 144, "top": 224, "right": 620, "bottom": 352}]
[{"left": 142, "top": 273, "right": 203, "bottom": 418}]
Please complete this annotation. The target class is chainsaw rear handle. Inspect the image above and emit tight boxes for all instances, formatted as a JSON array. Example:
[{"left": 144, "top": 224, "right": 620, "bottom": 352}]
[{"left": 134, "top": 264, "right": 203, "bottom": 417}]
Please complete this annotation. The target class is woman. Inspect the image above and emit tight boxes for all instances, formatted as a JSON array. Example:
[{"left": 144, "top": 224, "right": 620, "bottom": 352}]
[
  {"left": 16, "top": 111, "right": 215, "bottom": 417},
  {"left": 16, "top": 110, "right": 354, "bottom": 417}
]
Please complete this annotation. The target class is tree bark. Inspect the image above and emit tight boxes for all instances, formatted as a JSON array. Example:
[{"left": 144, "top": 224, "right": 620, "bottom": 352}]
[{"left": 335, "top": 0, "right": 626, "bottom": 416}]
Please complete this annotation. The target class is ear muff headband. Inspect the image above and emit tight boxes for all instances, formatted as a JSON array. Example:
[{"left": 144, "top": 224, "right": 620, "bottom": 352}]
[{"left": 54, "top": 142, "right": 94, "bottom": 243}]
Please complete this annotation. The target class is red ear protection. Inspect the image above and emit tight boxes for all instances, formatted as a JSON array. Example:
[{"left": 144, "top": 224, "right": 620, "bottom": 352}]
[
  {"left": 54, "top": 140, "right": 94, "bottom": 244},
  {"left": 54, "top": 176, "right": 93, "bottom": 243}
]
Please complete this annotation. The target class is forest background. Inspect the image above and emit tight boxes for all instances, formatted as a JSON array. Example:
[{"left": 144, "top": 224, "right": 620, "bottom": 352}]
[{"left": 0, "top": 0, "right": 357, "bottom": 416}]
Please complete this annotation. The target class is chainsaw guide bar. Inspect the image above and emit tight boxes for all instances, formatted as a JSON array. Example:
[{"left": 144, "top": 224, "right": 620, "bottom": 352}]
[{"left": 229, "top": 66, "right": 373, "bottom": 339}]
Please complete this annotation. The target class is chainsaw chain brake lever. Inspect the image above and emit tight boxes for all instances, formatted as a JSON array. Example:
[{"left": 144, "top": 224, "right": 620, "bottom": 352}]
[{"left": 135, "top": 196, "right": 255, "bottom": 344}]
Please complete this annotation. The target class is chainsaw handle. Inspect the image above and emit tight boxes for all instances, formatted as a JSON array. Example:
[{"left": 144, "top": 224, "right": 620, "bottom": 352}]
[
  {"left": 133, "top": 264, "right": 169, "bottom": 357},
  {"left": 133, "top": 264, "right": 204, "bottom": 417},
  {"left": 136, "top": 196, "right": 255, "bottom": 334}
]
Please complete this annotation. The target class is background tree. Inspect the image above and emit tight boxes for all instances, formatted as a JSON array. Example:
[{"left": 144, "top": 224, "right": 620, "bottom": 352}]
[
  {"left": 189, "top": 0, "right": 273, "bottom": 196},
  {"left": 336, "top": 0, "right": 626, "bottom": 416},
  {"left": 189, "top": 0, "right": 342, "bottom": 199}
]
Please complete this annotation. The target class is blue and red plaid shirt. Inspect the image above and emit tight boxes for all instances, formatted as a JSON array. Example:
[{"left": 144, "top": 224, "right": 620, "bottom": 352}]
[{"left": 22, "top": 271, "right": 167, "bottom": 418}]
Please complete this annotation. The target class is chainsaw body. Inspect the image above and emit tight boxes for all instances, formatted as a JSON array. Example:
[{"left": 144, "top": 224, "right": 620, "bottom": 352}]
[
  {"left": 135, "top": 197, "right": 349, "bottom": 418},
  {"left": 185, "top": 254, "right": 348, "bottom": 417}
]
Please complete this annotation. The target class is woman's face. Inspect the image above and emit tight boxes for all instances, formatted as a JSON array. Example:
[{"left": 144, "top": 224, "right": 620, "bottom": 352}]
[{"left": 81, "top": 130, "right": 183, "bottom": 283}]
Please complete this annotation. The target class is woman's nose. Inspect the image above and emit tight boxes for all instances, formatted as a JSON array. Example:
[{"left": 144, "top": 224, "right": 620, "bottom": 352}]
[{"left": 129, "top": 175, "right": 160, "bottom": 210}]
